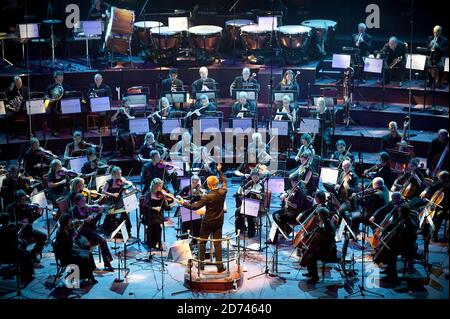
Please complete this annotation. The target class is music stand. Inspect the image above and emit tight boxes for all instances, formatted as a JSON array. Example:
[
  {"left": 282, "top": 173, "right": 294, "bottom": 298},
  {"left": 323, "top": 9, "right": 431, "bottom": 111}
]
[
  {"left": 25, "top": 99, "right": 45, "bottom": 138},
  {"left": 110, "top": 220, "right": 130, "bottom": 282},
  {"left": 404, "top": 54, "right": 431, "bottom": 112},
  {"left": 272, "top": 90, "right": 297, "bottom": 103},
  {"left": 129, "top": 118, "right": 150, "bottom": 135},
  {"left": 162, "top": 118, "right": 183, "bottom": 135},
  {"left": 195, "top": 90, "right": 218, "bottom": 101},
  {"left": 298, "top": 118, "right": 320, "bottom": 134},
  {"left": 164, "top": 91, "right": 188, "bottom": 104},
  {"left": 230, "top": 118, "right": 254, "bottom": 131},
  {"left": 90, "top": 96, "right": 111, "bottom": 113},
  {"left": 332, "top": 54, "right": 351, "bottom": 69},
  {"left": 81, "top": 20, "right": 102, "bottom": 68},
  {"left": 232, "top": 88, "right": 259, "bottom": 101}
]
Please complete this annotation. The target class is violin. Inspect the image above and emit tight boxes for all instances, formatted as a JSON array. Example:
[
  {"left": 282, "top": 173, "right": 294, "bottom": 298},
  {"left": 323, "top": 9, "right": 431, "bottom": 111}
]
[
  {"left": 57, "top": 167, "right": 79, "bottom": 179},
  {"left": 36, "top": 147, "right": 58, "bottom": 159},
  {"left": 156, "top": 160, "right": 181, "bottom": 171},
  {"left": 81, "top": 188, "right": 105, "bottom": 202}
]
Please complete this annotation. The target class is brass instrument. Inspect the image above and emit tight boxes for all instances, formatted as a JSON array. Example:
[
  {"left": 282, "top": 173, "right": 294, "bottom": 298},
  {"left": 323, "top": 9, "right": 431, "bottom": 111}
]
[
  {"left": 7, "top": 90, "right": 23, "bottom": 112},
  {"left": 430, "top": 36, "right": 439, "bottom": 52},
  {"left": 389, "top": 56, "right": 403, "bottom": 69},
  {"left": 44, "top": 84, "right": 64, "bottom": 108},
  {"left": 355, "top": 33, "right": 363, "bottom": 47}
]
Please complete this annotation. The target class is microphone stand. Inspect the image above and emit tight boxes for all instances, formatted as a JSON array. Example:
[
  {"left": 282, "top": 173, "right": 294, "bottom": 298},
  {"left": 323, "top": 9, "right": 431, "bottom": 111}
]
[{"left": 346, "top": 133, "right": 384, "bottom": 298}]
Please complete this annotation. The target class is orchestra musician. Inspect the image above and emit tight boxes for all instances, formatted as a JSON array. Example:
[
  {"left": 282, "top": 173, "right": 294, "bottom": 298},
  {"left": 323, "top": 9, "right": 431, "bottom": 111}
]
[
  {"left": 247, "top": 132, "right": 272, "bottom": 165},
  {"left": 161, "top": 68, "right": 184, "bottom": 93},
  {"left": 234, "top": 169, "right": 264, "bottom": 238},
  {"left": 0, "top": 212, "right": 35, "bottom": 283},
  {"left": 229, "top": 67, "right": 259, "bottom": 97},
  {"left": 352, "top": 23, "right": 373, "bottom": 59},
  {"left": 272, "top": 180, "right": 312, "bottom": 238},
  {"left": 315, "top": 97, "right": 332, "bottom": 156},
  {"left": 329, "top": 160, "right": 358, "bottom": 219},
  {"left": 289, "top": 150, "right": 315, "bottom": 195},
  {"left": 378, "top": 37, "right": 407, "bottom": 85},
  {"left": 101, "top": 166, "right": 132, "bottom": 234},
  {"left": 5, "top": 76, "right": 29, "bottom": 138},
  {"left": 191, "top": 66, "right": 217, "bottom": 96},
  {"left": 67, "top": 177, "right": 114, "bottom": 271},
  {"left": 80, "top": 147, "right": 108, "bottom": 187},
  {"left": 6, "top": 190, "right": 47, "bottom": 264},
  {"left": 141, "top": 178, "right": 174, "bottom": 249},
  {"left": 138, "top": 132, "right": 168, "bottom": 163},
  {"left": 64, "top": 131, "right": 96, "bottom": 162},
  {"left": 427, "top": 129, "right": 449, "bottom": 177},
  {"left": 52, "top": 214, "right": 98, "bottom": 285},
  {"left": 364, "top": 151, "right": 393, "bottom": 189},
  {"left": 373, "top": 205, "right": 418, "bottom": 283},
  {"left": 179, "top": 164, "right": 227, "bottom": 272},
  {"left": 231, "top": 91, "right": 256, "bottom": 118},
  {"left": 190, "top": 94, "right": 217, "bottom": 119},
  {"left": 350, "top": 177, "right": 390, "bottom": 235},
  {"left": 148, "top": 97, "right": 177, "bottom": 133},
  {"left": 47, "top": 159, "right": 71, "bottom": 204},
  {"left": 381, "top": 121, "right": 402, "bottom": 151},
  {"left": 45, "top": 71, "right": 72, "bottom": 137},
  {"left": 111, "top": 96, "right": 136, "bottom": 157},
  {"left": 22, "top": 138, "right": 54, "bottom": 179},
  {"left": 427, "top": 26, "right": 448, "bottom": 88},
  {"left": 176, "top": 174, "right": 206, "bottom": 240},
  {"left": 300, "top": 207, "right": 337, "bottom": 284},
  {"left": 420, "top": 170, "right": 449, "bottom": 242},
  {"left": 172, "top": 131, "right": 198, "bottom": 164},
  {"left": 295, "top": 133, "right": 316, "bottom": 162},
  {"left": 0, "top": 165, "right": 34, "bottom": 210},
  {"left": 369, "top": 191, "right": 404, "bottom": 227},
  {"left": 330, "top": 140, "right": 355, "bottom": 166},
  {"left": 276, "top": 70, "right": 300, "bottom": 97},
  {"left": 88, "top": 73, "right": 112, "bottom": 98},
  {"left": 193, "top": 146, "right": 218, "bottom": 183},
  {"left": 391, "top": 158, "right": 425, "bottom": 207},
  {"left": 274, "top": 94, "right": 297, "bottom": 127},
  {"left": 141, "top": 150, "right": 179, "bottom": 194}
]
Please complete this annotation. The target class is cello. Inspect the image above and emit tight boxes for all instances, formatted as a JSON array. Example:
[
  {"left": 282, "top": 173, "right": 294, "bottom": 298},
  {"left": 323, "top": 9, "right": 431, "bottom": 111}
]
[
  {"left": 418, "top": 188, "right": 445, "bottom": 231},
  {"left": 293, "top": 205, "right": 321, "bottom": 249}
]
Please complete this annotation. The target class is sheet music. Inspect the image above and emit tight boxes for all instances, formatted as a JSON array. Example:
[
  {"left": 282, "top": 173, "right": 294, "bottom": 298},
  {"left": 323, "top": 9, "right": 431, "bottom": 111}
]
[
  {"left": 0, "top": 101, "right": 5, "bottom": 116},
  {"left": 61, "top": 98, "right": 81, "bottom": 114},
  {"left": 26, "top": 100, "right": 46, "bottom": 115},
  {"left": 90, "top": 96, "right": 111, "bottom": 112}
]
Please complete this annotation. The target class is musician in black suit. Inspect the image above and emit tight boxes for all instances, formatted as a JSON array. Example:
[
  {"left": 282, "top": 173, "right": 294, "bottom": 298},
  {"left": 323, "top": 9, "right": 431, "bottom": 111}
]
[
  {"left": 229, "top": 67, "right": 259, "bottom": 97},
  {"left": 231, "top": 91, "right": 256, "bottom": 118},
  {"left": 180, "top": 164, "right": 227, "bottom": 272},
  {"left": 381, "top": 121, "right": 402, "bottom": 151},
  {"left": 379, "top": 37, "right": 407, "bottom": 85},
  {"left": 45, "top": 71, "right": 72, "bottom": 137},
  {"left": 87, "top": 73, "right": 112, "bottom": 98},
  {"left": 161, "top": 68, "right": 184, "bottom": 93},
  {"left": 276, "top": 70, "right": 300, "bottom": 97},
  {"left": 191, "top": 66, "right": 217, "bottom": 96},
  {"left": 5, "top": 76, "right": 29, "bottom": 138},
  {"left": 352, "top": 23, "right": 373, "bottom": 58},
  {"left": 427, "top": 129, "right": 449, "bottom": 178},
  {"left": 428, "top": 26, "right": 449, "bottom": 88}
]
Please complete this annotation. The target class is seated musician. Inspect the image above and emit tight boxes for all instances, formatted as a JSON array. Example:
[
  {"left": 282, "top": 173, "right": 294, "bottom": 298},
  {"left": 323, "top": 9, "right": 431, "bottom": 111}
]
[
  {"left": 191, "top": 66, "right": 216, "bottom": 96},
  {"left": 6, "top": 189, "right": 47, "bottom": 264},
  {"left": 5, "top": 76, "right": 29, "bottom": 138},
  {"left": 88, "top": 73, "right": 112, "bottom": 98},
  {"left": 229, "top": 67, "right": 259, "bottom": 97},
  {"left": 0, "top": 212, "right": 34, "bottom": 283},
  {"left": 172, "top": 131, "right": 198, "bottom": 163},
  {"left": 64, "top": 131, "right": 96, "bottom": 162},
  {"left": 53, "top": 214, "right": 98, "bottom": 285},
  {"left": 138, "top": 132, "right": 168, "bottom": 163},
  {"left": 301, "top": 207, "right": 337, "bottom": 284},
  {"left": 231, "top": 91, "right": 256, "bottom": 118},
  {"left": 350, "top": 177, "right": 390, "bottom": 235},
  {"left": 420, "top": 170, "right": 449, "bottom": 242},
  {"left": 141, "top": 178, "right": 174, "bottom": 249},
  {"left": 315, "top": 97, "right": 332, "bottom": 156},
  {"left": 295, "top": 133, "right": 316, "bottom": 162},
  {"left": 0, "top": 165, "right": 34, "bottom": 210},
  {"left": 141, "top": 150, "right": 178, "bottom": 194},
  {"left": 369, "top": 191, "right": 404, "bottom": 226},
  {"left": 80, "top": 147, "right": 109, "bottom": 189},
  {"left": 247, "top": 132, "right": 272, "bottom": 165},
  {"left": 381, "top": 121, "right": 402, "bottom": 151},
  {"left": 47, "top": 159, "right": 70, "bottom": 204},
  {"left": 276, "top": 70, "right": 300, "bottom": 97},
  {"left": 234, "top": 169, "right": 264, "bottom": 238},
  {"left": 191, "top": 95, "right": 217, "bottom": 119},
  {"left": 176, "top": 174, "right": 206, "bottom": 240},
  {"left": 274, "top": 95, "right": 297, "bottom": 125},
  {"left": 101, "top": 166, "right": 132, "bottom": 234},
  {"left": 148, "top": 97, "right": 177, "bottom": 133},
  {"left": 161, "top": 68, "right": 184, "bottom": 93},
  {"left": 427, "top": 129, "right": 449, "bottom": 176},
  {"left": 427, "top": 26, "right": 449, "bottom": 88},
  {"left": 22, "top": 137, "right": 52, "bottom": 180},
  {"left": 373, "top": 205, "right": 418, "bottom": 283},
  {"left": 68, "top": 177, "right": 114, "bottom": 271},
  {"left": 44, "top": 71, "right": 72, "bottom": 137},
  {"left": 391, "top": 158, "right": 425, "bottom": 207},
  {"left": 364, "top": 151, "right": 393, "bottom": 189},
  {"left": 296, "top": 191, "right": 327, "bottom": 224},
  {"left": 272, "top": 180, "right": 312, "bottom": 237},
  {"left": 330, "top": 139, "right": 355, "bottom": 166},
  {"left": 289, "top": 150, "right": 315, "bottom": 195},
  {"left": 352, "top": 23, "right": 373, "bottom": 59},
  {"left": 378, "top": 36, "right": 407, "bottom": 85},
  {"left": 111, "top": 96, "right": 136, "bottom": 157},
  {"left": 193, "top": 146, "right": 218, "bottom": 183}
]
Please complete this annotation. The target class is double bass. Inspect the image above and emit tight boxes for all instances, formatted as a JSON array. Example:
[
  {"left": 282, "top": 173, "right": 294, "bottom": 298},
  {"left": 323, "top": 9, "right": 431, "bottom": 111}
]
[{"left": 418, "top": 188, "right": 445, "bottom": 231}]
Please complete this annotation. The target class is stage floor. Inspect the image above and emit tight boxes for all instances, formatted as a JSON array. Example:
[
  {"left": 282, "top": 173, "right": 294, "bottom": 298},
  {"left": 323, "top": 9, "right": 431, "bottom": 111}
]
[{"left": 0, "top": 180, "right": 447, "bottom": 300}]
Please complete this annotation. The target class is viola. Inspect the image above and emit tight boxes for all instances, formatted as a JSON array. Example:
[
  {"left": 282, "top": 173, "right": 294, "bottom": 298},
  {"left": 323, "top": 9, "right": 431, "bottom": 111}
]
[
  {"left": 57, "top": 167, "right": 79, "bottom": 179},
  {"left": 81, "top": 188, "right": 104, "bottom": 201},
  {"left": 156, "top": 160, "right": 181, "bottom": 170}
]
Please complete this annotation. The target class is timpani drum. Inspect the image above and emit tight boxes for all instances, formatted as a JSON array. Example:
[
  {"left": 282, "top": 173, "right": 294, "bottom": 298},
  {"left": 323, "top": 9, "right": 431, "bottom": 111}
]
[
  {"left": 151, "top": 26, "right": 181, "bottom": 52},
  {"left": 300, "top": 19, "right": 337, "bottom": 57},
  {"left": 240, "top": 24, "right": 272, "bottom": 52},
  {"left": 276, "top": 25, "right": 312, "bottom": 50},
  {"left": 225, "top": 19, "right": 254, "bottom": 42},
  {"left": 105, "top": 7, "right": 135, "bottom": 54},
  {"left": 134, "top": 21, "right": 163, "bottom": 48},
  {"left": 188, "top": 25, "right": 223, "bottom": 54}
]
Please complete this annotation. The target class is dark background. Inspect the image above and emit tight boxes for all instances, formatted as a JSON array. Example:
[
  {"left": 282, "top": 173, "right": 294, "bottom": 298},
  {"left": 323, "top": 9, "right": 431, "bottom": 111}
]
[{"left": 0, "top": 0, "right": 447, "bottom": 41}]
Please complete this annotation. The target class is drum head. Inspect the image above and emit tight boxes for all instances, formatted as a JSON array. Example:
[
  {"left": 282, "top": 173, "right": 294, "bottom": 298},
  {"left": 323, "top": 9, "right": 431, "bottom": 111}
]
[
  {"left": 134, "top": 21, "right": 163, "bottom": 29},
  {"left": 277, "top": 25, "right": 312, "bottom": 34},
  {"left": 241, "top": 24, "right": 268, "bottom": 34},
  {"left": 151, "top": 26, "right": 179, "bottom": 36},
  {"left": 225, "top": 19, "right": 254, "bottom": 27},
  {"left": 301, "top": 19, "right": 337, "bottom": 29},
  {"left": 188, "top": 25, "right": 223, "bottom": 35}
]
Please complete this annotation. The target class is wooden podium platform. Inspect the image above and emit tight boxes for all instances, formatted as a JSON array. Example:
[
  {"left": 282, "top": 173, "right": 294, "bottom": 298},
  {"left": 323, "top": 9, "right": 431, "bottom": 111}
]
[{"left": 184, "top": 263, "right": 243, "bottom": 292}]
